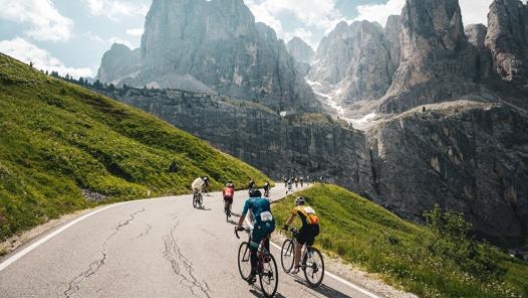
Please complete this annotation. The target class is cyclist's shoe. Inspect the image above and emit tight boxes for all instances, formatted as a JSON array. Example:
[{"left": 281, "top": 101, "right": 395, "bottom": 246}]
[
  {"left": 291, "top": 266, "right": 300, "bottom": 274},
  {"left": 247, "top": 274, "right": 257, "bottom": 285}
]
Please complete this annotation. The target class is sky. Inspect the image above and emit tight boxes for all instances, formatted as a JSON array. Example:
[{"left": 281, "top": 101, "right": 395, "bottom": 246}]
[{"left": 0, "top": 0, "right": 494, "bottom": 79}]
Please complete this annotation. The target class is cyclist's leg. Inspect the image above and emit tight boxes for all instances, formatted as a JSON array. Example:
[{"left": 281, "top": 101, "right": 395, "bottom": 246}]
[
  {"left": 247, "top": 224, "right": 265, "bottom": 282},
  {"left": 294, "top": 227, "right": 308, "bottom": 271}
]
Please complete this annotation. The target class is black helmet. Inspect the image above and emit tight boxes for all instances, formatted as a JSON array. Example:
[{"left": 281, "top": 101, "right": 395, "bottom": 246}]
[
  {"left": 250, "top": 189, "right": 262, "bottom": 198},
  {"left": 295, "top": 196, "right": 305, "bottom": 205}
]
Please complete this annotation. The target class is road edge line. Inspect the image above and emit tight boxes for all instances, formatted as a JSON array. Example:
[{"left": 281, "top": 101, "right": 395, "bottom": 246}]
[{"left": 0, "top": 203, "right": 122, "bottom": 272}]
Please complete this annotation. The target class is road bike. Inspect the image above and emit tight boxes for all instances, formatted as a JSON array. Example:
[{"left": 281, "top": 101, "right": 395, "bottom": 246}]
[
  {"left": 263, "top": 188, "right": 270, "bottom": 198},
  {"left": 235, "top": 227, "right": 278, "bottom": 297},
  {"left": 192, "top": 190, "right": 203, "bottom": 208},
  {"left": 224, "top": 198, "right": 232, "bottom": 222},
  {"left": 280, "top": 227, "right": 324, "bottom": 287}
]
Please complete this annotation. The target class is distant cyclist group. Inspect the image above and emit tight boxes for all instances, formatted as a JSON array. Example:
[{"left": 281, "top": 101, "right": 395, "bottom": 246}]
[{"left": 190, "top": 176, "right": 324, "bottom": 297}]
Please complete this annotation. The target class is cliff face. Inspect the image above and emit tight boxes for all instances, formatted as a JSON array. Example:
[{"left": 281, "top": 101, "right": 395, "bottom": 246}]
[
  {"left": 486, "top": 0, "right": 528, "bottom": 88},
  {"left": 97, "top": 87, "right": 375, "bottom": 196},
  {"left": 97, "top": 0, "right": 319, "bottom": 112},
  {"left": 366, "top": 102, "right": 528, "bottom": 244},
  {"left": 286, "top": 37, "right": 314, "bottom": 64}
]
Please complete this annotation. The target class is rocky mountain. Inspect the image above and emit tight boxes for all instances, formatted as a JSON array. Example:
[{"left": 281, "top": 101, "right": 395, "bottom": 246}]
[
  {"left": 486, "top": 0, "right": 528, "bottom": 88},
  {"left": 96, "top": 43, "right": 141, "bottom": 84},
  {"left": 307, "top": 18, "right": 401, "bottom": 115},
  {"left": 96, "top": 0, "right": 319, "bottom": 112},
  {"left": 367, "top": 101, "right": 528, "bottom": 244},
  {"left": 90, "top": 0, "right": 528, "bottom": 246},
  {"left": 286, "top": 37, "right": 314, "bottom": 64},
  {"left": 379, "top": 0, "right": 484, "bottom": 114}
]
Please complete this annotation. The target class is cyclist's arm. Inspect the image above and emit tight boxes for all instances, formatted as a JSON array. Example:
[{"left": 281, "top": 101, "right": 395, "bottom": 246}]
[
  {"left": 285, "top": 213, "right": 296, "bottom": 226},
  {"left": 237, "top": 199, "right": 251, "bottom": 229}
]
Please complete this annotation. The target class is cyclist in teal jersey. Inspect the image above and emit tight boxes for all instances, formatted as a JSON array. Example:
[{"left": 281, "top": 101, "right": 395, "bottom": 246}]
[{"left": 236, "top": 189, "right": 276, "bottom": 284}]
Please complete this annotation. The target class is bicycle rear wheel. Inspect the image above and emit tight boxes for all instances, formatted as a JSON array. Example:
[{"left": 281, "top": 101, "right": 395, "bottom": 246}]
[
  {"left": 303, "top": 247, "right": 325, "bottom": 287},
  {"left": 192, "top": 194, "right": 198, "bottom": 208},
  {"left": 237, "top": 242, "right": 252, "bottom": 280},
  {"left": 280, "top": 239, "right": 294, "bottom": 273},
  {"left": 259, "top": 253, "right": 278, "bottom": 298}
]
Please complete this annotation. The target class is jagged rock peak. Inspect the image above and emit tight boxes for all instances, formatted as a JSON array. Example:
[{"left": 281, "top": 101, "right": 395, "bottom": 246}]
[
  {"left": 380, "top": 0, "right": 480, "bottom": 113},
  {"left": 465, "top": 24, "right": 488, "bottom": 48},
  {"left": 286, "top": 37, "right": 314, "bottom": 64},
  {"left": 96, "top": 43, "right": 140, "bottom": 84},
  {"left": 98, "top": 0, "right": 319, "bottom": 112},
  {"left": 485, "top": 0, "right": 528, "bottom": 86}
]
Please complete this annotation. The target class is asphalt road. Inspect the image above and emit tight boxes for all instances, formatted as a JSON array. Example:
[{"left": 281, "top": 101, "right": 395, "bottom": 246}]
[{"left": 0, "top": 184, "right": 382, "bottom": 298}]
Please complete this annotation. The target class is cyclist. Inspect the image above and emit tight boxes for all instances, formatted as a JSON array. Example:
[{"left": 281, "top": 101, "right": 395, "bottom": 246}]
[
  {"left": 263, "top": 181, "right": 270, "bottom": 197},
  {"left": 223, "top": 181, "right": 235, "bottom": 216},
  {"left": 282, "top": 196, "right": 320, "bottom": 274},
  {"left": 236, "top": 189, "right": 276, "bottom": 284},
  {"left": 286, "top": 179, "right": 293, "bottom": 194},
  {"left": 191, "top": 177, "right": 205, "bottom": 194}
]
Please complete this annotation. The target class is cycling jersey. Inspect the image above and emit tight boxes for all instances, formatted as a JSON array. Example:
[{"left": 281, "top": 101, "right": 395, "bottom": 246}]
[
  {"left": 223, "top": 186, "right": 234, "bottom": 199},
  {"left": 291, "top": 206, "right": 319, "bottom": 226},
  {"left": 242, "top": 197, "right": 274, "bottom": 225}
]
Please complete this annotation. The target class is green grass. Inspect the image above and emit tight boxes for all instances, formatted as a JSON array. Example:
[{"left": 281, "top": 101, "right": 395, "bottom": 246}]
[
  {"left": 0, "top": 53, "right": 270, "bottom": 243},
  {"left": 272, "top": 184, "right": 528, "bottom": 298}
]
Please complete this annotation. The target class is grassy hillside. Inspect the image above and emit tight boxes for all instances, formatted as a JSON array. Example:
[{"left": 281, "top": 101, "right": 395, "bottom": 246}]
[
  {"left": 272, "top": 185, "right": 528, "bottom": 298},
  {"left": 0, "top": 53, "right": 270, "bottom": 242}
]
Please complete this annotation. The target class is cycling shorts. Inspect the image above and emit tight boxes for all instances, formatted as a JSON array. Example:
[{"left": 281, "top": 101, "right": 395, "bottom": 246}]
[
  {"left": 223, "top": 196, "right": 233, "bottom": 205},
  {"left": 296, "top": 224, "right": 320, "bottom": 246}
]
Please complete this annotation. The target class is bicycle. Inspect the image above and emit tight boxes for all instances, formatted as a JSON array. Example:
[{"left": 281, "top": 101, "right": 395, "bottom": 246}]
[
  {"left": 224, "top": 199, "right": 232, "bottom": 221},
  {"left": 192, "top": 190, "right": 203, "bottom": 208},
  {"left": 280, "top": 227, "right": 325, "bottom": 287},
  {"left": 263, "top": 188, "right": 270, "bottom": 198},
  {"left": 235, "top": 227, "right": 278, "bottom": 298}
]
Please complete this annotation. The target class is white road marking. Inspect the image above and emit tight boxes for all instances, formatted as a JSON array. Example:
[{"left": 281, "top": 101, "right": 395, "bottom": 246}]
[
  {"left": 0, "top": 204, "right": 123, "bottom": 272},
  {"left": 244, "top": 217, "right": 382, "bottom": 298}
]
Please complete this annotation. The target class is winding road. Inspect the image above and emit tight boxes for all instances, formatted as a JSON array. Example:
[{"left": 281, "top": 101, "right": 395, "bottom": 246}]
[{"left": 0, "top": 185, "right": 384, "bottom": 298}]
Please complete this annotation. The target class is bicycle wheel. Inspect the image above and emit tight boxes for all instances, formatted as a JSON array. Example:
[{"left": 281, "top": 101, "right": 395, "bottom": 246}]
[
  {"left": 192, "top": 194, "right": 198, "bottom": 208},
  {"left": 237, "top": 242, "right": 252, "bottom": 280},
  {"left": 259, "top": 253, "right": 278, "bottom": 298},
  {"left": 280, "top": 239, "right": 294, "bottom": 273},
  {"left": 303, "top": 247, "right": 325, "bottom": 287}
]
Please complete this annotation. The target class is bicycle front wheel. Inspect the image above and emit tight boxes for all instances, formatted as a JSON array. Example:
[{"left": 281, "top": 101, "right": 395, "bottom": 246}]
[
  {"left": 303, "top": 247, "right": 325, "bottom": 287},
  {"left": 237, "top": 242, "right": 252, "bottom": 280},
  {"left": 259, "top": 253, "right": 278, "bottom": 298},
  {"left": 280, "top": 239, "right": 294, "bottom": 273}
]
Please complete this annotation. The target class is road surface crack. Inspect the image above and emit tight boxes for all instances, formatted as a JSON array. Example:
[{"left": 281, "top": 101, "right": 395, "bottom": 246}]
[
  {"left": 63, "top": 208, "right": 145, "bottom": 297},
  {"left": 163, "top": 222, "right": 212, "bottom": 298}
]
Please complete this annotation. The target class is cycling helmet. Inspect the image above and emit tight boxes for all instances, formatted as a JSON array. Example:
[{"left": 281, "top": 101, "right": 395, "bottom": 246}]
[
  {"left": 295, "top": 196, "right": 305, "bottom": 205},
  {"left": 249, "top": 189, "right": 262, "bottom": 198},
  {"left": 203, "top": 176, "right": 209, "bottom": 181}
]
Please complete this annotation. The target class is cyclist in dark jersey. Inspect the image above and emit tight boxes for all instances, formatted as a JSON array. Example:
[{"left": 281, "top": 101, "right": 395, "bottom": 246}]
[
  {"left": 282, "top": 196, "right": 320, "bottom": 274},
  {"left": 236, "top": 189, "right": 276, "bottom": 284}
]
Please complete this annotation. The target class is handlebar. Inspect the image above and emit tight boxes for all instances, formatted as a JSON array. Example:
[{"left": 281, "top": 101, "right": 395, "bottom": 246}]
[
  {"left": 280, "top": 227, "right": 298, "bottom": 235},
  {"left": 234, "top": 226, "right": 249, "bottom": 239}
]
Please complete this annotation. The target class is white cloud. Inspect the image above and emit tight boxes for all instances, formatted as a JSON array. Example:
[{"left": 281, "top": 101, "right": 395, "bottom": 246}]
[
  {"left": 0, "top": 0, "right": 74, "bottom": 42},
  {"left": 82, "top": 0, "right": 150, "bottom": 20},
  {"left": 126, "top": 27, "right": 144, "bottom": 37},
  {"left": 459, "top": 0, "right": 494, "bottom": 26},
  {"left": 245, "top": 0, "right": 347, "bottom": 48},
  {"left": 353, "top": 0, "right": 405, "bottom": 26},
  {"left": 0, "top": 38, "right": 94, "bottom": 78},
  {"left": 353, "top": 0, "right": 493, "bottom": 28}
]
